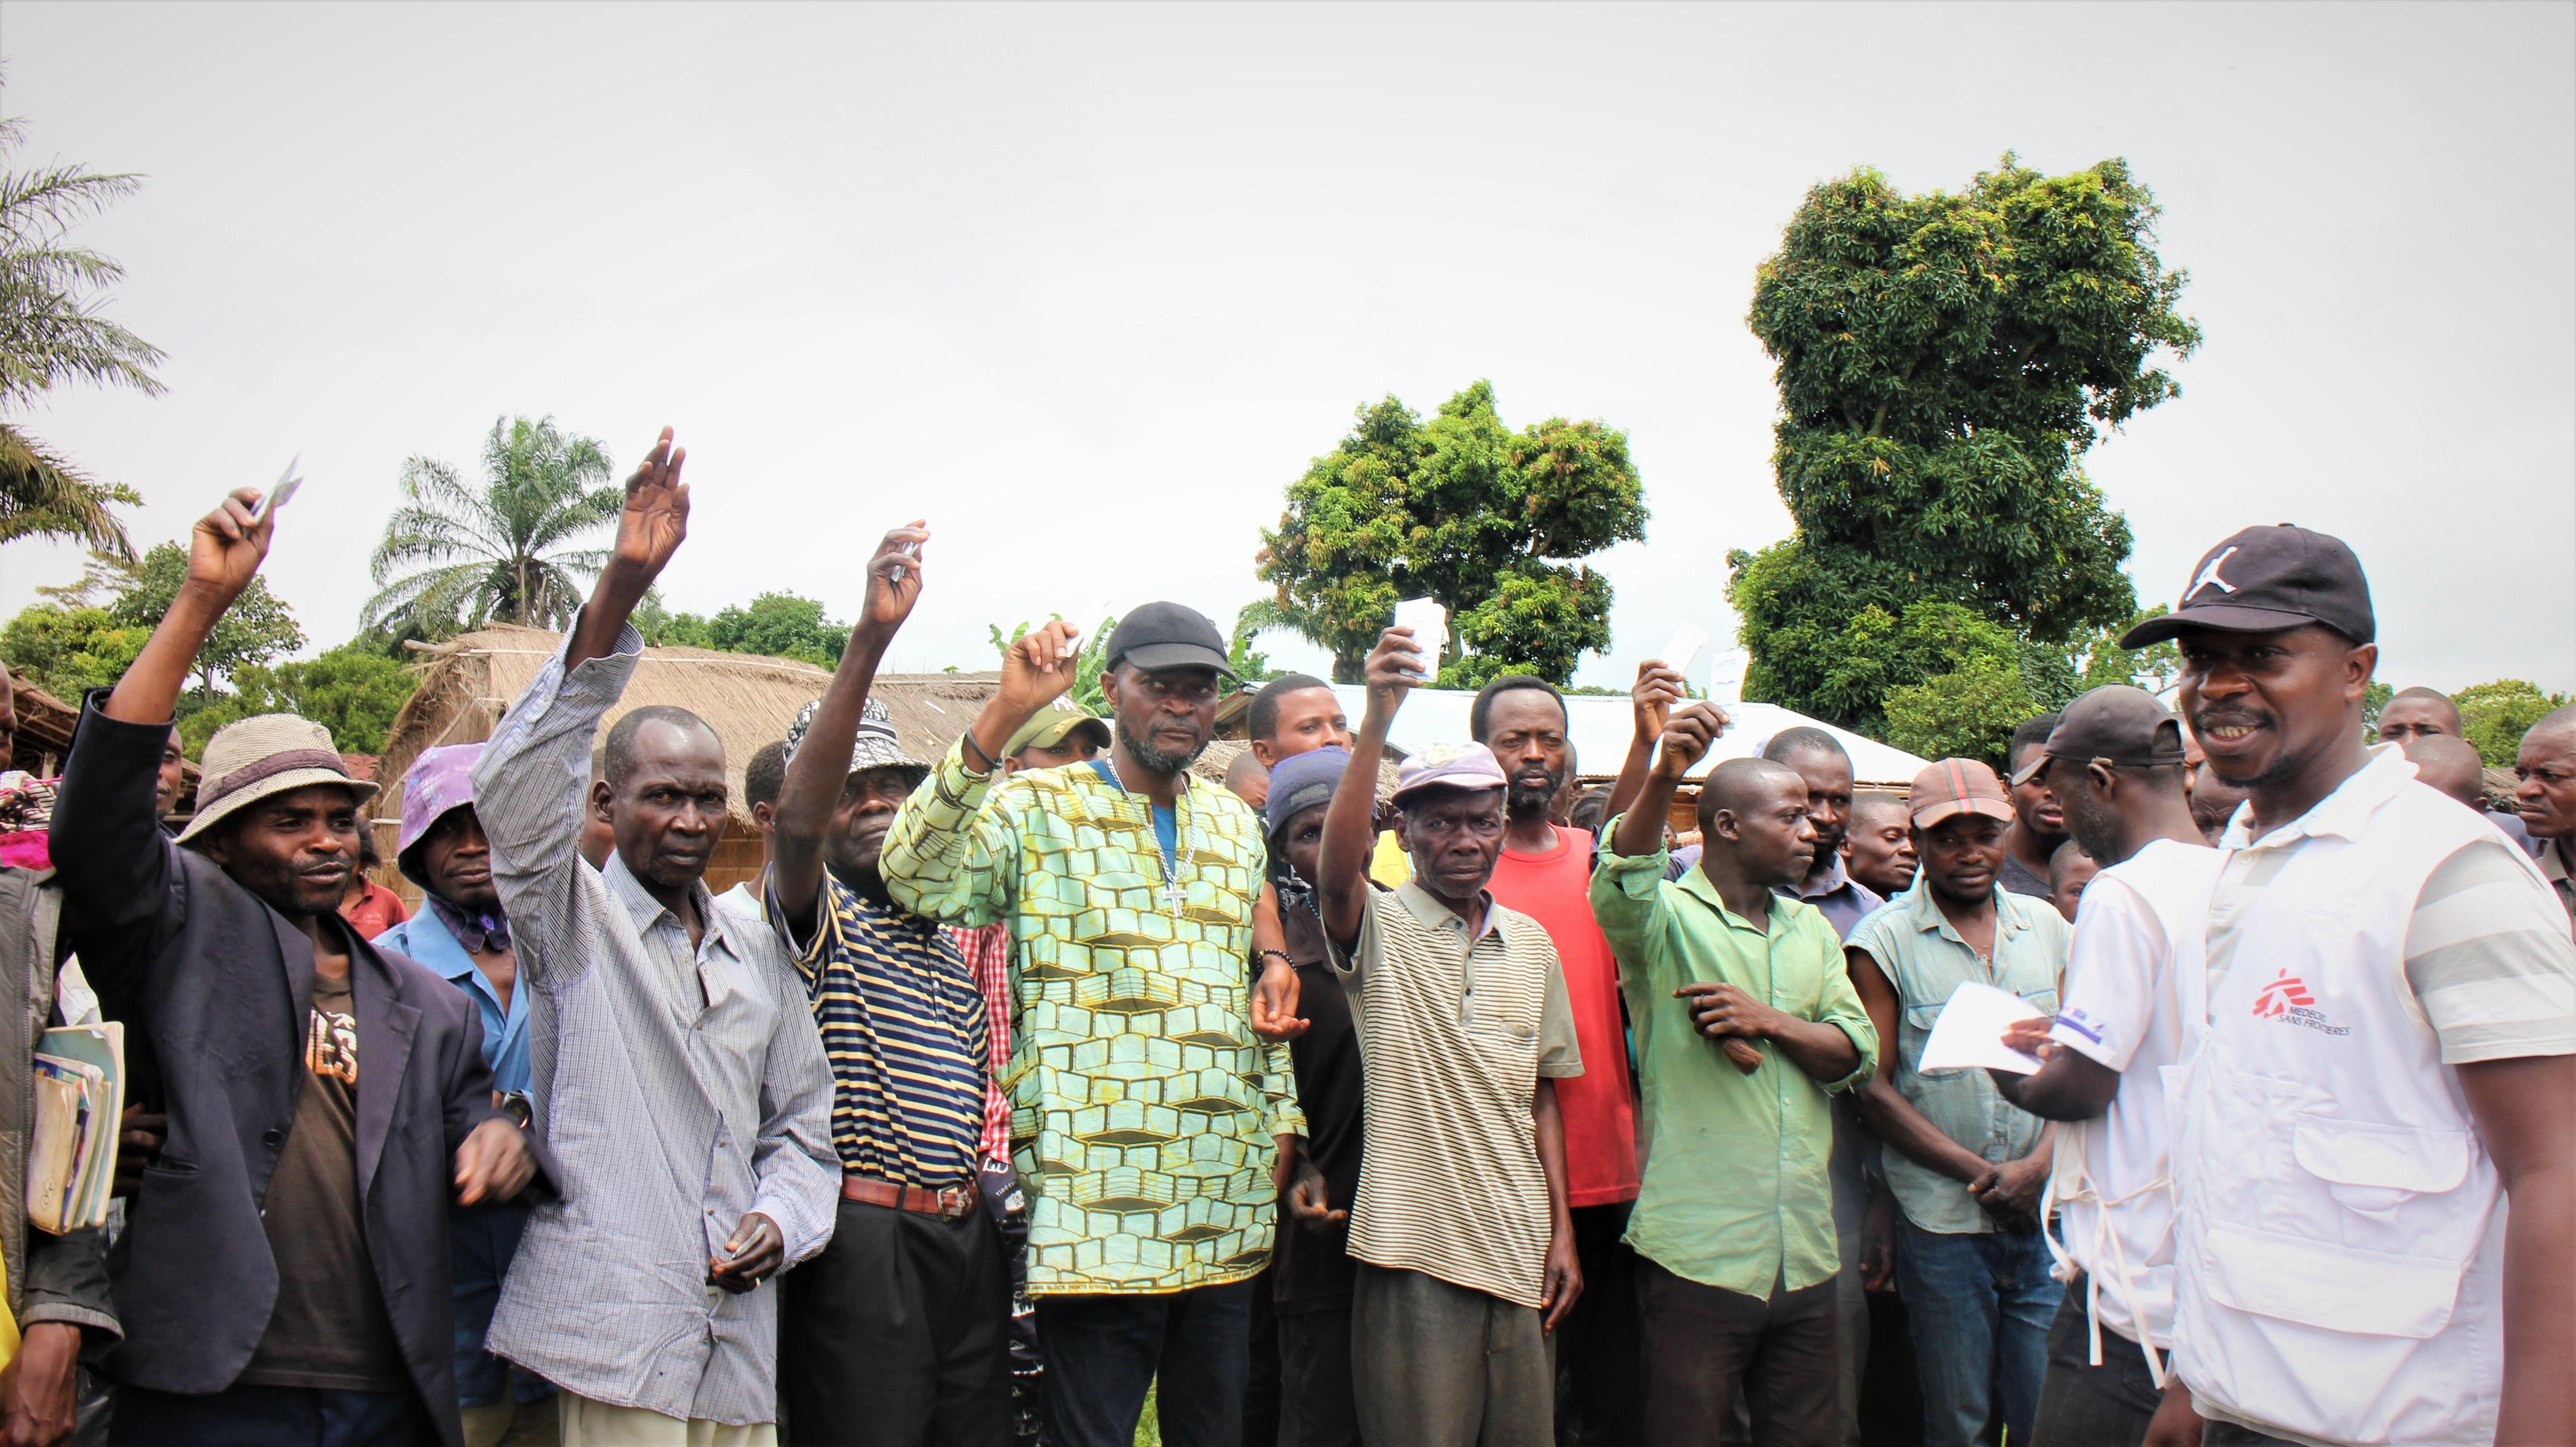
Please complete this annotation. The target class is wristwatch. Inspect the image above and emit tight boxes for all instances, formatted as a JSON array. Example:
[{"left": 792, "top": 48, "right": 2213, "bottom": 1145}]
[{"left": 497, "top": 1091, "right": 533, "bottom": 1128}]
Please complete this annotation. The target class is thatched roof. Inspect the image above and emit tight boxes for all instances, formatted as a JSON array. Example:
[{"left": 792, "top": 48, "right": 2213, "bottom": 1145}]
[
  {"left": 374, "top": 625, "right": 999, "bottom": 827},
  {"left": 4, "top": 675, "right": 202, "bottom": 812}
]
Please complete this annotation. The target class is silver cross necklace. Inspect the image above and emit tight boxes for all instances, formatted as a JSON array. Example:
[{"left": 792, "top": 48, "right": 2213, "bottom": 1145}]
[{"left": 1101, "top": 751, "right": 1187, "bottom": 919}]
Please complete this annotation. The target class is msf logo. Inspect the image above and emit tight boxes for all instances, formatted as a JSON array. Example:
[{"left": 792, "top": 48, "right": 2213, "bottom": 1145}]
[{"left": 2254, "top": 971, "right": 2352, "bottom": 1036}]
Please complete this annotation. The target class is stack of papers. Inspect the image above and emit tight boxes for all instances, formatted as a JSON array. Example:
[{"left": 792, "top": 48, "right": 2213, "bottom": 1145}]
[{"left": 28, "top": 1021, "right": 123, "bottom": 1235}]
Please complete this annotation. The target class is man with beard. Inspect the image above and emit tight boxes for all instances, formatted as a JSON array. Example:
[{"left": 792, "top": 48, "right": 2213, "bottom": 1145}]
[
  {"left": 2125, "top": 526, "right": 2575, "bottom": 1447},
  {"left": 763, "top": 524, "right": 1010, "bottom": 1445},
  {"left": 1996, "top": 717, "right": 2066, "bottom": 899},
  {"left": 1843, "top": 792, "right": 1917, "bottom": 898},
  {"left": 883, "top": 602, "right": 1299, "bottom": 1447},
  {"left": 1982, "top": 686, "right": 2219, "bottom": 1447},
  {"left": 1469, "top": 673, "right": 1641, "bottom": 1447},
  {"left": 374, "top": 743, "right": 555, "bottom": 1445},
  {"left": 474, "top": 430, "right": 838, "bottom": 1445}
]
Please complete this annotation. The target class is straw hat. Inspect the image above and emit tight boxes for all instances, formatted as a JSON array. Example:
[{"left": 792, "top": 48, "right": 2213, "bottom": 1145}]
[{"left": 176, "top": 714, "right": 377, "bottom": 843}]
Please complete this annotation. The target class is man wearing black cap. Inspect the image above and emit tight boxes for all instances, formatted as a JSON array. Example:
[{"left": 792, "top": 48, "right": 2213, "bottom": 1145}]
[
  {"left": 882, "top": 602, "right": 1303, "bottom": 1447},
  {"left": 1981, "top": 686, "right": 2218, "bottom": 1447},
  {"left": 2122, "top": 526, "right": 2576, "bottom": 1447}
]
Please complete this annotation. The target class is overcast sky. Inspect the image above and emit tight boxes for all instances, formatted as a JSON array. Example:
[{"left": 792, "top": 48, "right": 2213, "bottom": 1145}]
[{"left": 2, "top": 1, "right": 2569, "bottom": 700}]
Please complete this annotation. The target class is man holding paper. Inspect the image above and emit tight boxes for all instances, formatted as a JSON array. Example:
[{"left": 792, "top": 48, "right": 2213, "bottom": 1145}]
[
  {"left": 1980, "top": 686, "right": 2219, "bottom": 1447},
  {"left": 1844, "top": 759, "right": 2072, "bottom": 1447},
  {"left": 1592, "top": 708, "right": 1877, "bottom": 1447}
]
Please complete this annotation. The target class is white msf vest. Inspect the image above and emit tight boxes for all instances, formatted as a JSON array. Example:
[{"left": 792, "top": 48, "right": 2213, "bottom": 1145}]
[{"left": 2170, "top": 779, "right": 2547, "bottom": 1446}]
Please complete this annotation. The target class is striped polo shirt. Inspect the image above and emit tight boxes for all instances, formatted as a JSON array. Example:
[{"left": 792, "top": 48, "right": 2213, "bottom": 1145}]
[
  {"left": 772, "top": 873, "right": 990, "bottom": 1187},
  {"left": 1331, "top": 882, "right": 1582, "bottom": 1309},
  {"left": 2208, "top": 747, "right": 2576, "bottom": 1063}
]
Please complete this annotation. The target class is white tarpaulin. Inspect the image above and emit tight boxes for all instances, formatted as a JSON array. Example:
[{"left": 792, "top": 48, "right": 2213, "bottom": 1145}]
[{"left": 1325, "top": 687, "right": 1930, "bottom": 787}]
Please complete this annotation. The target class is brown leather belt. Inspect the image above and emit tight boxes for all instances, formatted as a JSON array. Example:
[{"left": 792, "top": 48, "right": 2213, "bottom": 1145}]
[{"left": 842, "top": 1172, "right": 977, "bottom": 1220}]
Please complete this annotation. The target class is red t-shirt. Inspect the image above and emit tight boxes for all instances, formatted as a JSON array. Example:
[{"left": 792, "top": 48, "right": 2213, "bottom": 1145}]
[{"left": 1489, "top": 825, "right": 1638, "bottom": 1208}]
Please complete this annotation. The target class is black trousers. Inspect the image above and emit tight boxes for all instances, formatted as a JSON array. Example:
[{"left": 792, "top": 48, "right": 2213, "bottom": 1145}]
[
  {"left": 1558, "top": 1200, "right": 1647, "bottom": 1446},
  {"left": 2030, "top": 1276, "right": 2166, "bottom": 1447},
  {"left": 1274, "top": 1302, "right": 1360, "bottom": 1447},
  {"left": 1638, "top": 1258, "right": 1842, "bottom": 1447},
  {"left": 781, "top": 1196, "right": 1014, "bottom": 1447}
]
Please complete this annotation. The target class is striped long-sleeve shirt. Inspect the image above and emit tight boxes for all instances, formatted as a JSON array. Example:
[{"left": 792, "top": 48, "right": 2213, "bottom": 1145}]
[{"left": 474, "top": 627, "right": 838, "bottom": 1426}]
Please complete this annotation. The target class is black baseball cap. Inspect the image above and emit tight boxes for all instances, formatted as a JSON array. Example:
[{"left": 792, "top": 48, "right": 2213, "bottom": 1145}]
[
  {"left": 2120, "top": 524, "right": 2374, "bottom": 648},
  {"left": 1103, "top": 601, "right": 1235, "bottom": 678},
  {"left": 2011, "top": 685, "right": 2188, "bottom": 786}
]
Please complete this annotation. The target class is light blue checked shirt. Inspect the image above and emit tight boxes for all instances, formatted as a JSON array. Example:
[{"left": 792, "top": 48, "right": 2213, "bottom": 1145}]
[{"left": 474, "top": 625, "right": 837, "bottom": 1425}]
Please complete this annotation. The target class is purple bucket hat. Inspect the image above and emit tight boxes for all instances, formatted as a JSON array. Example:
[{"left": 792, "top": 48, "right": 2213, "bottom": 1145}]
[{"left": 396, "top": 742, "right": 486, "bottom": 885}]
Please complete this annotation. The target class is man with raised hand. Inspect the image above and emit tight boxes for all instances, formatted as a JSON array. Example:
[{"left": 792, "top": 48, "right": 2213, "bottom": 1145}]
[
  {"left": 1595, "top": 709, "right": 1876, "bottom": 1447},
  {"left": 1469, "top": 672, "right": 1641, "bottom": 1447},
  {"left": 880, "top": 603, "right": 1298, "bottom": 1447},
  {"left": 1314, "top": 627, "right": 1581, "bottom": 1447},
  {"left": 2125, "top": 526, "right": 2576, "bottom": 1447},
  {"left": 473, "top": 430, "right": 838, "bottom": 1447},
  {"left": 52, "top": 484, "right": 541, "bottom": 1447},
  {"left": 1980, "top": 686, "right": 2220, "bottom": 1447},
  {"left": 761, "top": 523, "right": 1013, "bottom": 1445},
  {"left": 1844, "top": 758, "right": 2072, "bottom": 1447}
]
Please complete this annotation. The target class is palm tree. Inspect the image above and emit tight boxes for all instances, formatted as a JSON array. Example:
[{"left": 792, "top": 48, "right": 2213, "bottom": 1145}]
[
  {"left": 0, "top": 90, "right": 164, "bottom": 558},
  {"left": 362, "top": 415, "right": 621, "bottom": 639}
]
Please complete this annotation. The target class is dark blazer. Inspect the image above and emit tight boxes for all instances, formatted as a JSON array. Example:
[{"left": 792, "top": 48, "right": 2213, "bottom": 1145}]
[{"left": 49, "top": 700, "right": 554, "bottom": 1447}]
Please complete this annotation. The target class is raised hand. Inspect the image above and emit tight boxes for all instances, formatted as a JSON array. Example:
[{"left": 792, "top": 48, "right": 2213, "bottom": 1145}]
[
  {"left": 610, "top": 427, "right": 691, "bottom": 582},
  {"left": 1653, "top": 701, "right": 1730, "bottom": 783},
  {"left": 859, "top": 522, "right": 929, "bottom": 636},
  {"left": 187, "top": 488, "right": 274, "bottom": 600},
  {"left": 1632, "top": 659, "right": 1687, "bottom": 742},
  {"left": 996, "top": 620, "right": 1084, "bottom": 721},
  {"left": 1361, "top": 626, "right": 1427, "bottom": 718}
]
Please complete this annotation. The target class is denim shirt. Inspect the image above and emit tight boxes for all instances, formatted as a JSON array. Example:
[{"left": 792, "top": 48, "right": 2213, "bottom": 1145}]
[
  {"left": 376, "top": 906, "right": 530, "bottom": 1094},
  {"left": 1847, "top": 880, "right": 2071, "bottom": 1234}
]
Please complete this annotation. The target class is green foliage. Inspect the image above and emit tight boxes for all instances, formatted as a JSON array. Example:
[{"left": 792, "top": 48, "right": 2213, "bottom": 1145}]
[
  {"left": 2361, "top": 681, "right": 2396, "bottom": 738},
  {"left": 1731, "top": 155, "right": 2199, "bottom": 728},
  {"left": 1254, "top": 381, "right": 1646, "bottom": 684},
  {"left": 990, "top": 617, "right": 1116, "bottom": 711},
  {"left": 1883, "top": 654, "right": 2041, "bottom": 771},
  {"left": 2452, "top": 680, "right": 2573, "bottom": 767},
  {"left": 115, "top": 541, "right": 304, "bottom": 691},
  {"left": 363, "top": 416, "right": 620, "bottom": 639},
  {"left": 701, "top": 593, "right": 846, "bottom": 665},
  {"left": 0, "top": 96, "right": 163, "bottom": 559},
  {"left": 179, "top": 644, "right": 420, "bottom": 756},
  {"left": 0, "top": 602, "right": 149, "bottom": 696}
]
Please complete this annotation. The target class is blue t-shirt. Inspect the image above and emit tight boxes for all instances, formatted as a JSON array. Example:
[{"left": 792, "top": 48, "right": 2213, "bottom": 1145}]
[{"left": 1090, "top": 760, "right": 1179, "bottom": 865}]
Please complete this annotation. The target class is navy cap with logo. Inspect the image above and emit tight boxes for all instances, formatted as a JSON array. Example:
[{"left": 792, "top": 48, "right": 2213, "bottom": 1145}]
[
  {"left": 2010, "top": 684, "right": 2189, "bottom": 787},
  {"left": 1103, "top": 601, "right": 1236, "bottom": 678},
  {"left": 2119, "top": 524, "right": 2374, "bottom": 649}
]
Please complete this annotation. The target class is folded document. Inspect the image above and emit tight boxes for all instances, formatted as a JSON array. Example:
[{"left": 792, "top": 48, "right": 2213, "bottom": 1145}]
[{"left": 28, "top": 1021, "right": 123, "bottom": 1234}]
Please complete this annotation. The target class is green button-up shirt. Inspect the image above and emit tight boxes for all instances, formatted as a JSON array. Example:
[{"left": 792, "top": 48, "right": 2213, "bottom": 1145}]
[
  {"left": 1845, "top": 880, "right": 2069, "bottom": 1234},
  {"left": 1592, "top": 828, "right": 1878, "bottom": 1296}
]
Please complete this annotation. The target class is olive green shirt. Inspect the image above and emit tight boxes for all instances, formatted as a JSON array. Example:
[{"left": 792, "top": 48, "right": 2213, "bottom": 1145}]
[{"left": 1592, "top": 825, "right": 1878, "bottom": 1296}]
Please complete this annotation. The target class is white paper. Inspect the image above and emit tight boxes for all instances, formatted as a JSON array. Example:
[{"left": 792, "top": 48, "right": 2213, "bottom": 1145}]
[
  {"left": 1391, "top": 597, "right": 1447, "bottom": 679},
  {"left": 1657, "top": 623, "right": 1711, "bottom": 680},
  {"left": 1916, "top": 980, "right": 2048, "bottom": 1075}
]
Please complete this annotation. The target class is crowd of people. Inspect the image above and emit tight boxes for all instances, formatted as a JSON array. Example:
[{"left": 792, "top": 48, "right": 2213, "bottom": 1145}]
[{"left": 0, "top": 425, "right": 2569, "bottom": 1447}]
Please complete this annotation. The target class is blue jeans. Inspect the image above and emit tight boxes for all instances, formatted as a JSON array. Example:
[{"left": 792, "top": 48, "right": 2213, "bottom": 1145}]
[
  {"left": 1035, "top": 1279, "right": 1252, "bottom": 1447},
  {"left": 1893, "top": 1218, "right": 2060, "bottom": 1447}
]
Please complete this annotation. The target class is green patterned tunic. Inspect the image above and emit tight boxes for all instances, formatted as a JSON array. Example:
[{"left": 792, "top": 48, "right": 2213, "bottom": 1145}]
[{"left": 882, "top": 740, "right": 1302, "bottom": 1295}]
